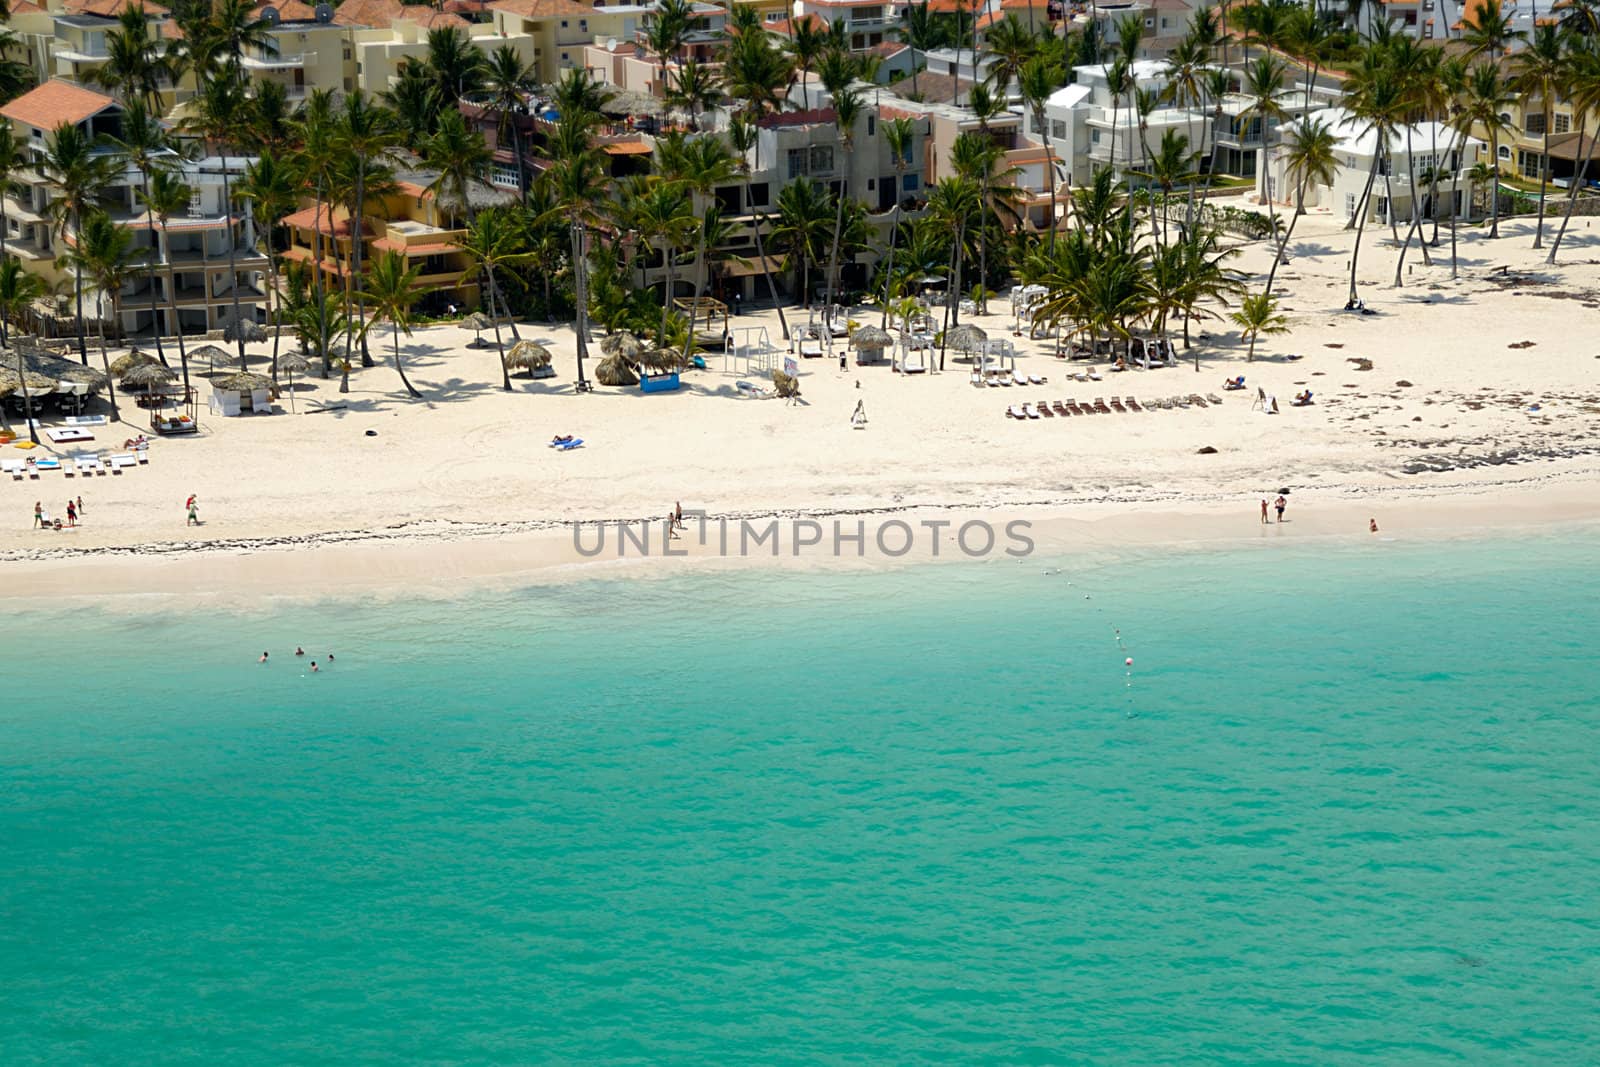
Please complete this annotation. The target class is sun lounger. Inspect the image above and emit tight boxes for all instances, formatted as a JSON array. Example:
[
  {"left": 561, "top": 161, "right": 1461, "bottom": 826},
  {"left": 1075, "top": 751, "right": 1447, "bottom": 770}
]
[
  {"left": 1065, "top": 400, "right": 1085, "bottom": 415},
  {"left": 1028, "top": 374, "right": 1046, "bottom": 385},
  {"left": 1087, "top": 369, "right": 1103, "bottom": 381},
  {"left": 1189, "top": 394, "right": 1208, "bottom": 408},
  {"left": 555, "top": 438, "right": 584, "bottom": 450},
  {"left": 901, "top": 353, "right": 927, "bottom": 374},
  {"left": 2, "top": 460, "right": 23, "bottom": 481},
  {"left": 45, "top": 427, "right": 93, "bottom": 443},
  {"left": 1124, "top": 396, "right": 1142, "bottom": 411},
  {"left": 110, "top": 453, "right": 138, "bottom": 472},
  {"left": 797, "top": 337, "right": 823, "bottom": 358},
  {"left": 136, "top": 449, "right": 149, "bottom": 463},
  {"left": 1038, "top": 399, "right": 1054, "bottom": 416},
  {"left": 33, "top": 457, "right": 61, "bottom": 472},
  {"left": 970, "top": 371, "right": 984, "bottom": 387},
  {"left": 1007, "top": 372, "right": 1024, "bottom": 387},
  {"left": 1206, "top": 393, "right": 1224, "bottom": 405},
  {"left": 1109, "top": 397, "right": 1125, "bottom": 412},
  {"left": 1024, "top": 403, "right": 1041, "bottom": 419},
  {"left": 64, "top": 415, "right": 108, "bottom": 426},
  {"left": 1052, "top": 400, "right": 1070, "bottom": 416}
]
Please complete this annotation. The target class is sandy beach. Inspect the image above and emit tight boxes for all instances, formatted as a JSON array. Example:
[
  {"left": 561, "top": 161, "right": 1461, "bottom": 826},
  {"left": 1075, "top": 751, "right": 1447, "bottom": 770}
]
[{"left": 6, "top": 215, "right": 1600, "bottom": 598}]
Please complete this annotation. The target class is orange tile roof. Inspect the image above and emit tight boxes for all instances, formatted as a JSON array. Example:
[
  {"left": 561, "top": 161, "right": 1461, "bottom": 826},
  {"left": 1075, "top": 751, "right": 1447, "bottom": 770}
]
[
  {"left": 600, "top": 140, "right": 653, "bottom": 155},
  {"left": 490, "top": 0, "right": 594, "bottom": 17},
  {"left": 252, "top": 0, "right": 320, "bottom": 19},
  {"left": 332, "top": 0, "right": 406, "bottom": 26},
  {"left": 9, "top": 0, "right": 48, "bottom": 14},
  {"left": 65, "top": 0, "right": 170, "bottom": 14},
  {"left": 766, "top": 13, "right": 829, "bottom": 36},
  {"left": 281, "top": 204, "right": 375, "bottom": 238},
  {"left": 0, "top": 80, "right": 119, "bottom": 131},
  {"left": 370, "top": 236, "right": 462, "bottom": 254}
]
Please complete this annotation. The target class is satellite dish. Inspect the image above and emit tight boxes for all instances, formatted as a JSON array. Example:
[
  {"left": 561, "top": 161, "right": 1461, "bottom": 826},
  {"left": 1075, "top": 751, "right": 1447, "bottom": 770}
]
[
  {"left": 260, "top": 5, "right": 279, "bottom": 25},
  {"left": 605, "top": 37, "right": 618, "bottom": 52},
  {"left": 314, "top": 2, "right": 334, "bottom": 22}
]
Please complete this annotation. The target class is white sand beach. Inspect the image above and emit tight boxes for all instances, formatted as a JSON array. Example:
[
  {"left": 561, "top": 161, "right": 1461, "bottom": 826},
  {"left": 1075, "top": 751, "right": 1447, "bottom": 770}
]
[{"left": 6, "top": 215, "right": 1600, "bottom": 598}]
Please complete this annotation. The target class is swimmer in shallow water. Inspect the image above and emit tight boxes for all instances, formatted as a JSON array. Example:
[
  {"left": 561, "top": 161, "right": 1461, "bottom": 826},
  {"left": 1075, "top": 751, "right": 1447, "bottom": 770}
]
[
  {"left": 310, "top": 661, "right": 319, "bottom": 672},
  {"left": 259, "top": 651, "right": 269, "bottom": 663}
]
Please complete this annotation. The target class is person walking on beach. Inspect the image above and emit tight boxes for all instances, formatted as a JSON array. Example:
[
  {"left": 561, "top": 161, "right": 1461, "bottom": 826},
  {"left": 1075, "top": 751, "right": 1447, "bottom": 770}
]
[
  {"left": 186, "top": 494, "right": 199, "bottom": 526},
  {"left": 33, "top": 501, "right": 44, "bottom": 528},
  {"left": 1370, "top": 518, "right": 1379, "bottom": 533},
  {"left": 1274, "top": 495, "right": 1287, "bottom": 522},
  {"left": 76, "top": 495, "right": 85, "bottom": 516},
  {"left": 65, "top": 500, "right": 77, "bottom": 527},
  {"left": 1260, "top": 499, "right": 1269, "bottom": 524}
]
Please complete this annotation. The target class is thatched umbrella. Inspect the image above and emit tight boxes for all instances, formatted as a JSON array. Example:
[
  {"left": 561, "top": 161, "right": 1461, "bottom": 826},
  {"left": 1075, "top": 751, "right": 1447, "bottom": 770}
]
[
  {"left": 0, "top": 367, "right": 57, "bottom": 394},
  {"left": 276, "top": 351, "right": 311, "bottom": 412},
  {"left": 109, "top": 348, "right": 158, "bottom": 378},
  {"left": 213, "top": 371, "right": 274, "bottom": 394},
  {"left": 120, "top": 361, "right": 177, "bottom": 389},
  {"left": 461, "top": 311, "right": 493, "bottom": 347},
  {"left": 851, "top": 325, "right": 891, "bottom": 363},
  {"left": 600, "top": 330, "right": 645, "bottom": 359},
  {"left": 594, "top": 353, "right": 639, "bottom": 387},
  {"left": 635, "top": 345, "right": 686, "bottom": 374},
  {"left": 946, "top": 324, "right": 987, "bottom": 352},
  {"left": 190, "top": 344, "right": 232, "bottom": 374},
  {"left": 505, "top": 340, "right": 553, "bottom": 375},
  {"left": 222, "top": 319, "right": 267, "bottom": 344},
  {"left": 772, "top": 368, "right": 800, "bottom": 400}
]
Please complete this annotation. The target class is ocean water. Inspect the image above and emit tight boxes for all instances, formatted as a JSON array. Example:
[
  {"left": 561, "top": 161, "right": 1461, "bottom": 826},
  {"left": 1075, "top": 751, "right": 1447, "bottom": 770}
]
[{"left": 3, "top": 534, "right": 1598, "bottom": 1065}]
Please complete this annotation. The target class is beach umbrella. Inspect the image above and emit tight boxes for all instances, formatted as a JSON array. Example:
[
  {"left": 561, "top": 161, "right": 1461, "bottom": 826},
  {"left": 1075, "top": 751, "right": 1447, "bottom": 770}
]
[
  {"left": 850, "top": 325, "right": 892, "bottom": 350},
  {"left": 946, "top": 324, "right": 986, "bottom": 350},
  {"left": 635, "top": 345, "right": 686, "bottom": 373},
  {"left": 276, "top": 352, "right": 311, "bottom": 413},
  {"left": 213, "top": 371, "right": 274, "bottom": 393},
  {"left": 109, "top": 348, "right": 159, "bottom": 378},
  {"left": 222, "top": 319, "right": 267, "bottom": 344},
  {"left": 460, "top": 311, "right": 493, "bottom": 346},
  {"left": 600, "top": 330, "right": 646, "bottom": 360},
  {"left": 120, "top": 362, "right": 177, "bottom": 389},
  {"left": 0, "top": 367, "right": 56, "bottom": 393},
  {"left": 594, "top": 352, "right": 639, "bottom": 387},
  {"left": 189, "top": 344, "right": 232, "bottom": 374},
  {"left": 504, "top": 340, "right": 553, "bottom": 374},
  {"left": 9, "top": 348, "right": 106, "bottom": 389}
]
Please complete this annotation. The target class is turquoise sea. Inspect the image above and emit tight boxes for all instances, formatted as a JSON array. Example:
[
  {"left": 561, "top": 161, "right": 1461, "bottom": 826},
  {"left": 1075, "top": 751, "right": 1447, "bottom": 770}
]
[{"left": 3, "top": 532, "right": 1598, "bottom": 1065}]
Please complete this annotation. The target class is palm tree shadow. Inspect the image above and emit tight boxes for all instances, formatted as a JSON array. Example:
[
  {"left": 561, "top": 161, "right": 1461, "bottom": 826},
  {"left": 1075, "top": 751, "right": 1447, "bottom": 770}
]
[{"left": 1285, "top": 240, "right": 1339, "bottom": 258}]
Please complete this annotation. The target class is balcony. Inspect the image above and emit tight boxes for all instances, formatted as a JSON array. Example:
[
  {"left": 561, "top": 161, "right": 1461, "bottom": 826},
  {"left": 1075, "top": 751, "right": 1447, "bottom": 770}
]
[{"left": 241, "top": 52, "right": 314, "bottom": 70}]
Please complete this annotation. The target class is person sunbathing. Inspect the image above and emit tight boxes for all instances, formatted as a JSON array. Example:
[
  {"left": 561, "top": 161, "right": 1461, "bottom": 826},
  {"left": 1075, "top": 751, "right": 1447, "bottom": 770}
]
[
  {"left": 550, "top": 434, "right": 574, "bottom": 445},
  {"left": 1223, "top": 376, "right": 1245, "bottom": 390},
  {"left": 1293, "top": 390, "right": 1313, "bottom": 406}
]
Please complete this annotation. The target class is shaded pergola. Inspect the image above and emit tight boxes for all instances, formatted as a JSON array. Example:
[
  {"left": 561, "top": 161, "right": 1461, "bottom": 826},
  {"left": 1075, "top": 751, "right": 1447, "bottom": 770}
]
[{"left": 674, "top": 296, "right": 729, "bottom": 350}]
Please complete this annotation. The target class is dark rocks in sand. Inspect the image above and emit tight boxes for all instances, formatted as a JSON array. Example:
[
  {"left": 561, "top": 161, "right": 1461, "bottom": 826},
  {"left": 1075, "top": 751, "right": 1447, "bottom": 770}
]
[
  {"left": 1196, "top": 445, "right": 1218, "bottom": 455},
  {"left": 1395, "top": 380, "right": 1414, "bottom": 387},
  {"left": 1507, "top": 340, "right": 1537, "bottom": 349},
  {"left": 1346, "top": 357, "right": 1374, "bottom": 371},
  {"left": 1324, "top": 342, "right": 1344, "bottom": 348}
]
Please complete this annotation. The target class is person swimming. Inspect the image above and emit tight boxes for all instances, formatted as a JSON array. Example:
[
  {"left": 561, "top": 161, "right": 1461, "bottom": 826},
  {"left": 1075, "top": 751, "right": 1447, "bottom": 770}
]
[
  {"left": 310, "top": 661, "right": 319, "bottom": 672},
  {"left": 259, "top": 651, "right": 269, "bottom": 663},
  {"left": 295, "top": 647, "right": 305, "bottom": 656}
]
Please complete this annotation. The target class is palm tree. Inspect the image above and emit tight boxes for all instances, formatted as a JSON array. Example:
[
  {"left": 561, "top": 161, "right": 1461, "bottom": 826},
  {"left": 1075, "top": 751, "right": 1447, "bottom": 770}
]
[
  {"left": 632, "top": 180, "right": 695, "bottom": 347},
  {"left": 1242, "top": 56, "right": 1288, "bottom": 222},
  {"left": 236, "top": 154, "right": 297, "bottom": 382},
  {"left": 1230, "top": 290, "right": 1288, "bottom": 362},
  {"left": 928, "top": 175, "right": 981, "bottom": 363},
  {"left": 423, "top": 108, "right": 493, "bottom": 227},
  {"left": 729, "top": 113, "right": 790, "bottom": 340},
  {"left": 483, "top": 44, "right": 538, "bottom": 203},
  {"left": 771, "top": 177, "right": 834, "bottom": 308},
  {"left": 897, "top": 2, "right": 944, "bottom": 99},
  {"left": 676, "top": 135, "right": 739, "bottom": 305},
  {"left": 83, "top": 4, "right": 165, "bottom": 110},
  {"left": 823, "top": 85, "right": 864, "bottom": 313},
  {"left": 668, "top": 59, "right": 722, "bottom": 131},
  {"left": 541, "top": 91, "right": 614, "bottom": 391},
  {"left": 184, "top": 75, "right": 254, "bottom": 367},
  {"left": 1462, "top": 0, "right": 1525, "bottom": 60},
  {"left": 1128, "top": 130, "right": 1198, "bottom": 246},
  {"left": 140, "top": 169, "right": 194, "bottom": 393},
  {"left": 951, "top": 131, "right": 1018, "bottom": 315},
  {"left": 1200, "top": 67, "right": 1233, "bottom": 191},
  {"left": 645, "top": 0, "right": 692, "bottom": 94},
  {"left": 335, "top": 90, "right": 402, "bottom": 366},
  {"left": 1265, "top": 116, "right": 1336, "bottom": 294},
  {"left": 458, "top": 207, "right": 533, "bottom": 390},
  {"left": 424, "top": 25, "right": 488, "bottom": 105},
  {"left": 356, "top": 251, "right": 427, "bottom": 399},
  {"left": 0, "top": 259, "right": 49, "bottom": 443},
  {"left": 382, "top": 61, "right": 443, "bottom": 142},
  {"left": 879, "top": 116, "right": 916, "bottom": 328},
  {"left": 36, "top": 121, "right": 119, "bottom": 366},
  {"left": 721, "top": 18, "right": 793, "bottom": 119},
  {"left": 60, "top": 211, "right": 144, "bottom": 420},
  {"left": 1341, "top": 58, "right": 1404, "bottom": 306},
  {"left": 1514, "top": 24, "right": 1568, "bottom": 249},
  {"left": 786, "top": 18, "right": 829, "bottom": 109},
  {"left": 1548, "top": 40, "right": 1600, "bottom": 263},
  {"left": 108, "top": 98, "right": 172, "bottom": 366},
  {"left": 1106, "top": 56, "right": 1132, "bottom": 180},
  {"left": 1458, "top": 61, "right": 1515, "bottom": 239},
  {"left": 291, "top": 89, "right": 341, "bottom": 378},
  {"left": 982, "top": 15, "right": 1038, "bottom": 97},
  {"left": 1019, "top": 56, "right": 1064, "bottom": 252}
]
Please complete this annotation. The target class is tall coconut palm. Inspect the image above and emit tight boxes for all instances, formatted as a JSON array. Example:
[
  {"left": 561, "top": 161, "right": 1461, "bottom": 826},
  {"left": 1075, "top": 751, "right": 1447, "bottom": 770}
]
[
  {"left": 423, "top": 108, "right": 493, "bottom": 227},
  {"left": 83, "top": 4, "right": 166, "bottom": 110},
  {"left": 184, "top": 74, "right": 254, "bottom": 367},
  {"left": 1019, "top": 56, "right": 1065, "bottom": 251},
  {"left": 729, "top": 113, "right": 791, "bottom": 339},
  {"left": 1242, "top": 55, "right": 1288, "bottom": 220},
  {"left": 982, "top": 15, "right": 1038, "bottom": 97},
  {"left": 668, "top": 59, "right": 722, "bottom": 131},
  {"left": 291, "top": 88, "right": 341, "bottom": 377},
  {"left": 424, "top": 25, "right": 488, "bottom": 106},
  {"left": 139, "top": 169, "right": 195, "bottom": 393},
  {"left": 897, "top": 2, "right": 944, "bottom": 100},
  {"left": 1513, "top": 24, "right": 1568, "bottom": 249},
  {"left": 0, "top": 259, "right": 49, "bottom": 443},
  {"left": 632, "top": 180, "right": 695, "bottom": 347},
  {"left": 1265, "top": 116, "right": 1337, "bottom": 294},
  {"left": 1462, "top": 0, "right": 1525, "bottom": 60},
  {"left": 879, "top": 116, "right": 916, "bottom": 328},
  {"left": 1341, "top": 58, "right": 1404, "bottom": 305},
  {"left": 458, "top": 206, "right": 534, "bottom": 391},
  {"left": 1458, "top": 61, "right": 1515, "bottom": 239},
  {"left": 822, "top": 83, "right": 863, "bottom": 314},
  {"left": 771, "top": 177, "right": 834, "bottom": 308},
  {"left": 1128, "top": 130, "right": 1199, "bottom": 247},
  {"left": 1548, "top": 39, "right": 1600, "bottom": 263},
  {"left": 928, "top": 175, "right": 981, "bottom": 363},
  {"left": 59, "top": 211, "right": 143, "bottom": 420},
  {"left": 786, "top": 18, "right": 829, "bottom": 109},
  {"left": 357, "top": 250, "right": 427, "bottom": 399},
  {"left": 483, "top": 44, "right": 538, "bottom": 203},
  {"left": 335, "top": 90, "right": 402, "bottom": 365},
  {"left": 541, "top": 97, "right": 614, "bottom": 390},
  {"left": 108, "top": 98, "right": 172, "bottom": 366},
  {"left": 0, "top": 124, "right": 23, "bottom": 264},
  {"left": 36, "top": 122, "right": 119, "bottom": 365},
  {"left": 236, "top": 154, "right": 298, "bottom": 381}
]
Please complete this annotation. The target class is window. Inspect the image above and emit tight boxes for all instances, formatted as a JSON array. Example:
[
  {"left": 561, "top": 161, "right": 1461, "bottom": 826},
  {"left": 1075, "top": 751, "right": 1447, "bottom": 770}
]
[
  {"left": 809, "top": 145, "right": 834, "bottom": 174},
  {"left": 560, "top": 19, "right": 568, "bottom": 27},
  {"left": 1345, "top": 192, "right": 1357, "bottom": 218},
  {"left": 867, "top": 115, "right": 875, "bottom": 137},
  {"left": 491, "top": 163, "right": 521, "bottom": 188},
  {"left": 1555, "top": 113, "right": 1572, "bottom": 133},
  {"left": 1498, "top": 144, "right": 1512, "bottom": 160},
  {"left": 748, "top": 182, "right": 769, "bottom": 207},
  {"left": 580, "top": 19, "right": 588, "bottom": 31},
  {"left": 902, "top": 173, "right": 919, "bottom": 191},
  {"left": 787, "top": 147, "right": 806, "bottom": 179},
  {"left": 1051, "top": 119, "right": 1066, "bottom": 140},
  {"left": 1526, "top": 112, "right": 1546, "bottom": 135},
  {"left": 1091, "top": 129, "right": 1101, "bottom": 144}
]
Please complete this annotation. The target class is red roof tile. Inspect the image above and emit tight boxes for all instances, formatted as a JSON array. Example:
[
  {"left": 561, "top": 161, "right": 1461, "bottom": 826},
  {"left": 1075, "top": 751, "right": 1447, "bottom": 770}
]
[
  {"left": 64, "top": 0, "right": 169, "bottom": 15},
  {"left": 0, "top": 80, "right": 119, "bottom": 132},
  {"left": 281, "top": 204, "right": 375, "bottom": 238},
  {"left": 490, "top": 0, "right": 594, "bottom": 17}
]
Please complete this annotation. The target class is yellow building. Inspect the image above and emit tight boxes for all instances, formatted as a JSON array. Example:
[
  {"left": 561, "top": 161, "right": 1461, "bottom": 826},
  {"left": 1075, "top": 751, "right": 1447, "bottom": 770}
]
[
  {"left": 281, "top": 178, "right": 483, "bottom": 314},
  {"left": 343, "top": 0, "right": 538, "bottom": 96}
]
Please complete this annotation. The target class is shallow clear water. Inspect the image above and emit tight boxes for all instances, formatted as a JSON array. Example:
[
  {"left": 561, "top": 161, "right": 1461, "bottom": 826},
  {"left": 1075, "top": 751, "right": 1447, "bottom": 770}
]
[{"left": 3, "top": 535, "right": 1598, "bottom": 1064}]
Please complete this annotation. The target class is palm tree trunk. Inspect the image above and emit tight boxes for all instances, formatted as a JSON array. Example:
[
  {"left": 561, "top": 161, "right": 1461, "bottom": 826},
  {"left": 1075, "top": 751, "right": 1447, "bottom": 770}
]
[
  {"left": 1381, "top": 146, "right": 1400, "bottom": 244},
  {"left": 571, "top": 222, "right": 591, "bottom": 390},
  {"left": 510, "top": 117, "right": 528, "bottom": 206},
  {"left": 158, "top": 215, "right": 190, "bottom": 394},
  {"left": 1347, "top": 154, "right": 1383, "bottom": 306},
  {"left": 658, "top": 242, "right": 675, "bottom": 345},
  {"left": 393, "top": 322, "right": 420, "bottom": 398},
  {"left": 139, "top": 169, "right": 167, "bottom": 366},
  {"left": 98, "top": 313, "right": 120, "bottom": 421},
  {"left": 1489, "top": 129, "right": 1502, "bottom": 238},
  {"left": 881, "top": 198, "right": 901, "bottom": 329},
  {"left": 268, "top": 254, "right": 282, "bottom": 382},
  {"left": 220, "top": 162, "right": 247, "bottom": 369},
  {"left": 72, "top": 207, "right": 89, "bottom": 365},
  {"left": 15, "top": 346, "right": 39, "bottom": 444},
  {"left": 353, "top": 169, "right": 373, "bottom": 366},
  {"left": 824, "top": 167, "right": 848, "bottom": 316},
  {"left": 1548, "top": 120, "right": 1595, "bottom": 264},
  {"left": 1534, "top": 117, "right": 1551, "bottom": 248}
]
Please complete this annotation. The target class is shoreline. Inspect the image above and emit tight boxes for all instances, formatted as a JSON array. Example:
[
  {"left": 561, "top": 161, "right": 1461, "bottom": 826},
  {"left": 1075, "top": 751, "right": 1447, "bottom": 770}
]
[{"left": 7, "top": 459, "right": 1599, "bottom": 605}]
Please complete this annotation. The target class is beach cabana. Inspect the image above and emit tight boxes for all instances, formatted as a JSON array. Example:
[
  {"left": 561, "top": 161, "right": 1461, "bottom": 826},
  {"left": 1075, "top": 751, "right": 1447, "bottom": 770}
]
[
  {"left": 601, "top": 330, "right": 645, "bottom": 360},
  {"left": 109, "top": 348, "right": 159, "bottom": 379},
  {"left": 673, "top": 297, "right": 728, "bottom": 351},
  {"left": 636, "top": 345, "right": 687, "bottom": 393},
  {"left": 505, "top": 340, "right": 556, "bottom": 379},
  {"left": 210, "top": 371, "right": 274, "bottom": 415},
  {"left": 594, "top": 353, "right": 639, "bottom": 387},
  {"left": 850, "top": 325, "right": 892, "bottom": 365},
  {"left": 945, "top": 324, "right": 987, "bottom": 361}
]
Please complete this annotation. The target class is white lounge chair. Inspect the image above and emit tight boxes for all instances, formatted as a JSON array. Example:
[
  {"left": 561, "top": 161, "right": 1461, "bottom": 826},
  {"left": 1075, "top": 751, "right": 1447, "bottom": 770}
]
[
  {"left": 1009, "top": 371, "right": 1025, "bottom": 387},
  {"left": 1006, "top": 404, "right": 1026, "bottom": 419},
  {"left": 45, "top": 427, "right": 94, "bottom": 443},
  {"left": 970, "top": 371, "right": 984, "bottom": 387},
  {"left": 901, "top": 353, "right": 926, "bottom": 374},
  {"left": 64, "top": 415, "right": 108, "bottom": 426},
  {"left": 1023, "top": 403, "right": 1041, "bottom": 419},
  {"left": 2, "top": 459, "right": 23, "bottom": 481}
]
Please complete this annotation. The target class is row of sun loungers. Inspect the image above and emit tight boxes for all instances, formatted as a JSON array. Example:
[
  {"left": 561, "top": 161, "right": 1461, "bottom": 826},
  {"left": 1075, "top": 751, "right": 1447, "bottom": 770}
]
[
  {"left": 1005, "top": 394, "right": 1225, "bottom": 419},
  {"left": 972, "top": 370, "right": 1048, "bottom": 387},
  {"left": 3, "top": 451, "right": 147, "bottom": 480}
]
